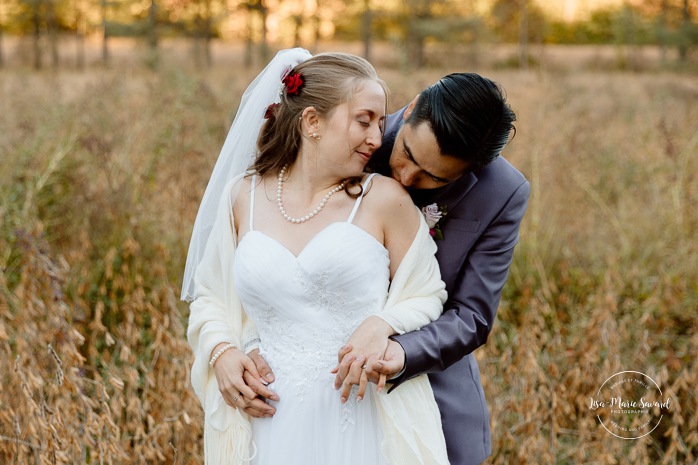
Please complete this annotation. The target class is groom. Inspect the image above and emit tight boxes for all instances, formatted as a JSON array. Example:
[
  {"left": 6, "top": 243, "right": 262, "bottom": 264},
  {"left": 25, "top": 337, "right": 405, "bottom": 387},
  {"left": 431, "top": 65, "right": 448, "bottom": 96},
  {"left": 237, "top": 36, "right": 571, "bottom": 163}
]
[
  {"left": 332, "top": 73, "right": 529, "bottom": 465},
  {"left": 248, "top": 73, "right": 529, "bottom": 465}
]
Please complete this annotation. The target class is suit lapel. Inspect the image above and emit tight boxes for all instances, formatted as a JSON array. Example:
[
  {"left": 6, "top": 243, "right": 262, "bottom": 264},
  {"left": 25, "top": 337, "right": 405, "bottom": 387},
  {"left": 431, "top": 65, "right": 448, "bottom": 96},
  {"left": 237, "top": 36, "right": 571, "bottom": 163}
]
[{"left": 438, "top": 172, "right": 478, "bottom": 209}]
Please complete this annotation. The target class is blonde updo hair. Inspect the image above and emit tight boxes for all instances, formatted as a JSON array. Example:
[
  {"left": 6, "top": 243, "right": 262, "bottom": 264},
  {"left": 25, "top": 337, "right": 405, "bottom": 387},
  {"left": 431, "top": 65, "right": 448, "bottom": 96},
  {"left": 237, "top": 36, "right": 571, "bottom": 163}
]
[{"left": 252, "top": 52, "right": 388, "bottom": 191}]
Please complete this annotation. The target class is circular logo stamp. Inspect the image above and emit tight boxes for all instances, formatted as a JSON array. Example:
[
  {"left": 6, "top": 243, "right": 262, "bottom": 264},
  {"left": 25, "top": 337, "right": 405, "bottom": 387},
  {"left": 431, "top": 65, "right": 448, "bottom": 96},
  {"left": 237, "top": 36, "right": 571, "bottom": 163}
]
[{"left": 589, "top": 371, "right": 672, "bottom": 439}]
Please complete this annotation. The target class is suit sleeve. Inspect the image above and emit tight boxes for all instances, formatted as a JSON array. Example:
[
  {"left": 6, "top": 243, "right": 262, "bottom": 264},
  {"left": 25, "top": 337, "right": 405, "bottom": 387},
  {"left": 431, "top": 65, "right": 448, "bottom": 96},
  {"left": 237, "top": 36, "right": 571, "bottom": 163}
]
[{"left": 390, "top": 180, "right": 530, "bottom": 385}]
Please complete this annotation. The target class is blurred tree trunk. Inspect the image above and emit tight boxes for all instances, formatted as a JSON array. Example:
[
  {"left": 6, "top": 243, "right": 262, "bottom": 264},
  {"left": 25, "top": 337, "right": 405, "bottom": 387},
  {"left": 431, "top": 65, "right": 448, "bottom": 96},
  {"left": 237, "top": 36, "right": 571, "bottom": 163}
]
[
  {"left": 658, "top": 0, "right": 668, "bottom": 62},
  {"left": 519, "top": 0, "right": 528, "bottom": 69},
  {"left": 245, "top": 6, "right": 253, "bottom": 67},
  {"left": 101, "top": 0, "right": 110, "bottom": 64},
  {"left": 404, "top": 0, "right": 426, "bottom": 69},
  {"left": 75, "top": 0, "right": 86, "bottom": 69},
  {"left": 292, "top": 14, "right": 302, "bottom": 47},
  {"left": 362, "top": 0, "right": 372, "bottom": 61},
  {"left": 312, "top": 0, "right": 320, "bottom": 50},
  {"left": 678, "top": 0, "right": 690, "bottom": 62},
  {"left": 0, "top": 0, "right": 5, "bottom": 69},
  {"left": 243, "top": 0, "right": 268, "bottom": 66},
  {"left": 194, "top": 0, "right": 213, "bottom": 68},
  {"left": 76, "top": 28, "right": 85, "bottom": 70},
  {"left": 406, "top": 22, "right": 425, "bottom": 68},
  {"left": 259, "top": 0, "right": 268, "bottom": 62},
  {"left": 147, "top": 0, "right": 159, "bottom": 66},
  {"left": 32, "top": 0, "right": 42, "bottom": 70},
  {"left": 291, "top": 0, "right": 306, "bottom": 48},
  {"left": 47, "top": 0, "right": 59, "bottom": 67},
  {"left": 0, "top": 14, "right": 4, "bottom": 68},
  {"left": 613, "top": 3, "right": 637, "bottom": 69},
  {"left": 148, "top": 0, "right": 158, "bottom": 49},
  {"left": 204, "top": 0, "right": 212, "bottom": 67}
]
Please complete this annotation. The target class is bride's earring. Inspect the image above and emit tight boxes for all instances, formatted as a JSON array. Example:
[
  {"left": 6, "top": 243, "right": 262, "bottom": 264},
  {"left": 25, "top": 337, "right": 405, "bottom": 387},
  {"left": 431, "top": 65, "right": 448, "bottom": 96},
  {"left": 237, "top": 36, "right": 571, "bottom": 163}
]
[{"left": 308, "top": 130, "right": 321, "bottom": 140}]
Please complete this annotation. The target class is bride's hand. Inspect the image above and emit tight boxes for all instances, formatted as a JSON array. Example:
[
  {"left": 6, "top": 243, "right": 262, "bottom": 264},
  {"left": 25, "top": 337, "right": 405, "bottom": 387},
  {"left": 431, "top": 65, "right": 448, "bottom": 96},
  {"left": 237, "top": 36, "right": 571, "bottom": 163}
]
[
  {"left": 240, "top": 349, "right": 279, "bottom": 418},
  {"left": 332, "top": 316, "right": 394, "bottom": 402},
  {"left": 212, "top": 344, "right": 268, "bottom": 410}
]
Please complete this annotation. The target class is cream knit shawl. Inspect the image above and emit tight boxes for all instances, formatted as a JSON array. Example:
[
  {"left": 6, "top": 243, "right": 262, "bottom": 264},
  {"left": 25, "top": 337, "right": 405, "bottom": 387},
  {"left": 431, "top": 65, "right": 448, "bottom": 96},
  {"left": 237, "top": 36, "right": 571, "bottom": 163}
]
[{"left": 187, "top": 177, "right": 450, "bottom": 465}]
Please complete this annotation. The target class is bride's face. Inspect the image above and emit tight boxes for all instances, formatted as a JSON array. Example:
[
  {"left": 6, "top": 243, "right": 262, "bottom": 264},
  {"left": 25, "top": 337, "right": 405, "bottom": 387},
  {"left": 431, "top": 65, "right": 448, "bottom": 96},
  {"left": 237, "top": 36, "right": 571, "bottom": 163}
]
[{"left": 315, "top": 80, "right": 386, "bottom": 178}]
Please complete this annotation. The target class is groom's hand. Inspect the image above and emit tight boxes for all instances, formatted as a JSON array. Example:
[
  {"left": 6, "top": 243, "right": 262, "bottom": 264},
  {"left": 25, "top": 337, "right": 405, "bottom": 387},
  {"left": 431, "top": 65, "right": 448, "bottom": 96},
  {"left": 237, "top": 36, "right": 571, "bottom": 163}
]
[
  {"left": 332, "top": 316, "right": 394, "bottom": 402},
  {"left": 366, "top": 339, "right": 405, "bottom": 382}
]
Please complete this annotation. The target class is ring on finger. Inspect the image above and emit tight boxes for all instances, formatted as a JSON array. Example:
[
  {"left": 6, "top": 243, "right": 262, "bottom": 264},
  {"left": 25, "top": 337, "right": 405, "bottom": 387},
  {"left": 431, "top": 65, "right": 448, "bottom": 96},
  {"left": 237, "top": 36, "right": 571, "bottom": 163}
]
[{"left": 233, "top": 393, "right": 241, "bottom": 403}]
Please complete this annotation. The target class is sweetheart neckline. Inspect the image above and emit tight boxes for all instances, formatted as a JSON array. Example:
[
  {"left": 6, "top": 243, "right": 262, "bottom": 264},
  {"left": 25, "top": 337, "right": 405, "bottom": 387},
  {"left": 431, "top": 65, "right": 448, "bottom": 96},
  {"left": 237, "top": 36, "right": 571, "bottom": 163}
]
[{"left": 238, "top": 222, "right": 388, "bottom": 260}]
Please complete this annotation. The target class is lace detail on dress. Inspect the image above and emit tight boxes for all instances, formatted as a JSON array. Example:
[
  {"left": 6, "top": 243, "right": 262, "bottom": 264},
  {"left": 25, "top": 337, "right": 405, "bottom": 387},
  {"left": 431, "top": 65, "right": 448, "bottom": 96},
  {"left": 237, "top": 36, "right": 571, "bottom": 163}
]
[
  {"left": 294, "top": 265, "right": 348, "bottom": 316},
  {"left": 254, "top": 304, "right": 353, "bottom": 402}
]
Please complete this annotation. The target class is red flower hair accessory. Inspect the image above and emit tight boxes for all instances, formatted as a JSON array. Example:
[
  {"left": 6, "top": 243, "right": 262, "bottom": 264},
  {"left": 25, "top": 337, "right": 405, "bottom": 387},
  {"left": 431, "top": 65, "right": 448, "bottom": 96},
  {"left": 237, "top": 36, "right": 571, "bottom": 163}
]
[
  {"left": 282, "top": 71, "right": 304, "bottom": 95},
  {"left": 264, "top": 102, "right": 280, "bottom": 119}
]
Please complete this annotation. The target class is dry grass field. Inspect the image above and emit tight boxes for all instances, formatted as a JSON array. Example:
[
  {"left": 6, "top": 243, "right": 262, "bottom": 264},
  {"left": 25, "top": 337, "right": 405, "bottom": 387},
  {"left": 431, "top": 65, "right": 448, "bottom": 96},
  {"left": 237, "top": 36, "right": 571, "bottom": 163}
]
[{"left": 1, "top": 40, "right": 697, "bottom": 464}]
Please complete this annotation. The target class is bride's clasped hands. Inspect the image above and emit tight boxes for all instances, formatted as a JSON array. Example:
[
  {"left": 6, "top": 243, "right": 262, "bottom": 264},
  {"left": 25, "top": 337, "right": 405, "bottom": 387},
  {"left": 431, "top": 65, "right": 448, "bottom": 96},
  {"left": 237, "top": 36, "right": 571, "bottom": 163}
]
[{"left": 210, "top": 343, "right": 278, "bottom": 418}]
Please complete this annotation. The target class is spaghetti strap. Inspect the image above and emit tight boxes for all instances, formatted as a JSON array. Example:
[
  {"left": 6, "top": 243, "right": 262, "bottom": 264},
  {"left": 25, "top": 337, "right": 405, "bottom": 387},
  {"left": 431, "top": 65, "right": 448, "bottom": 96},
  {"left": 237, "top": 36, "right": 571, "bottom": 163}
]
[
  {"left": 249, "top": 175, "right": 256, "bottom": 231},
  {"left": 347, "top": 173, "right": 379, "bottom": 224}
]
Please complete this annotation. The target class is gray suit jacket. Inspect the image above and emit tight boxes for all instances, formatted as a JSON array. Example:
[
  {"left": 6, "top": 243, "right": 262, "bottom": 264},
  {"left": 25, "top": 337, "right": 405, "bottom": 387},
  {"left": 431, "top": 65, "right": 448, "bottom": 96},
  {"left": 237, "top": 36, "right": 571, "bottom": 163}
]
[{"left": 369, "top": 109, "right": 530, "bottom": 465}]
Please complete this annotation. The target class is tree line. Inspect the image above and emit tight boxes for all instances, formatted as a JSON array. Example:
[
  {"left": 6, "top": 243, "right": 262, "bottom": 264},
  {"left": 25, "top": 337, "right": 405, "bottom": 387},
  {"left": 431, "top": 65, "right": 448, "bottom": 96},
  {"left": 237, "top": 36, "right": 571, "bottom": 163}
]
[{"left": 0, "top": 0, "right": 696, "bottom": 69}]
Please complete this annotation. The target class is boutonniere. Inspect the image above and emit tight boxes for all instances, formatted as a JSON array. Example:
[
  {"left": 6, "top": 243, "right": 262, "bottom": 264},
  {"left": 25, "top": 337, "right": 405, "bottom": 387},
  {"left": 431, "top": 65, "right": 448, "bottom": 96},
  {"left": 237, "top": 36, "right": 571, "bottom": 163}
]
[{"left": 422, "top": 203, "right": 447, "bottom": 240}]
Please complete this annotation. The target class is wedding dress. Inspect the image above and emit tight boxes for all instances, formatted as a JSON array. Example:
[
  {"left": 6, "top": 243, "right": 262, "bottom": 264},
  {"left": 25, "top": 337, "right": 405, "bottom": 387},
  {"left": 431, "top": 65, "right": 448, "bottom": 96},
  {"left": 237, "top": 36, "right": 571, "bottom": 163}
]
[{"left": 233, "top": 174, "right": 390, "bottom": 465}]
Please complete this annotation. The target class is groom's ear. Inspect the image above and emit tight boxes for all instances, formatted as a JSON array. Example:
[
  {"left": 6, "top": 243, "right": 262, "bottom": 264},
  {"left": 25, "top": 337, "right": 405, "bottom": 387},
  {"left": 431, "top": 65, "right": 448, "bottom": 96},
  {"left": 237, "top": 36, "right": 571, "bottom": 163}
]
[{"left": 402, "top": 94, "right": 420, "bottom": 121}]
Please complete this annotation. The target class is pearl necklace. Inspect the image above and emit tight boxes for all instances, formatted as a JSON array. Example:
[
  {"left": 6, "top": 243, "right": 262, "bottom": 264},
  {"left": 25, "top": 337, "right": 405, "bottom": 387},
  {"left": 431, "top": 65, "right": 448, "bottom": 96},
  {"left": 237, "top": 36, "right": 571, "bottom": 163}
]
[{"left": 277, "top": 165, "right": 346, "bottom": 224}]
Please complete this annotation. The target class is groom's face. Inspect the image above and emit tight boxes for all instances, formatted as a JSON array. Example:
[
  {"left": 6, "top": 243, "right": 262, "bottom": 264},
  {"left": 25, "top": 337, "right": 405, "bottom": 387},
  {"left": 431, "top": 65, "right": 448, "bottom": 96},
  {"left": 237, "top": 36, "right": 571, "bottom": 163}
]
[{"left": 389, "top": 120, "right": 470, "bottom": 190}]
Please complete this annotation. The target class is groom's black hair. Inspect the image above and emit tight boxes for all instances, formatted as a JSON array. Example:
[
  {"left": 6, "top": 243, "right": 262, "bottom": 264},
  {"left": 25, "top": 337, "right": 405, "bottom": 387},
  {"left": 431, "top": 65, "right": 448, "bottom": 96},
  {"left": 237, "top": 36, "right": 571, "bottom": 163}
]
[{"left": 406, "top": 73, "right": 516, "bottom": 170}]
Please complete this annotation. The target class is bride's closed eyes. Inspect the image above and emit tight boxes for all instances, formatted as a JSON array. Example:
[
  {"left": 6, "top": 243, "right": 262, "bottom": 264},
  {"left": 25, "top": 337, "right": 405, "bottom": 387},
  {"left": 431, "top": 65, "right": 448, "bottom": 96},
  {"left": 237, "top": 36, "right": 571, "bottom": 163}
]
[{"left": 355, "top": 112, "right": 385, "bottom": 134}]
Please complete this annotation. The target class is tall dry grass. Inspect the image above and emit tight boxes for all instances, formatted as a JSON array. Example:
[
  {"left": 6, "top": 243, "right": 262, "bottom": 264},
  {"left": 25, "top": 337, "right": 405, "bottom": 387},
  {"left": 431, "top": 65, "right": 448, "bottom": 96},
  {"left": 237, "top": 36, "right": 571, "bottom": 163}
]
[
  {"left": 1, "top": 49, "right": 697, "bottom": 464},
  {"left": 480, "top": 70, "right": 698, "bottom": 465}
]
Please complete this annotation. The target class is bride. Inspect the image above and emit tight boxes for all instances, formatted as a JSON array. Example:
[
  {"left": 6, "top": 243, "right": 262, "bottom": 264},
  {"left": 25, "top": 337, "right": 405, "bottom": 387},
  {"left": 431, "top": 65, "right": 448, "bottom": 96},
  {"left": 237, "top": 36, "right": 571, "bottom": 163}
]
[{"left": 182, "top": 49, "right": 450, "bottom": 465}]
